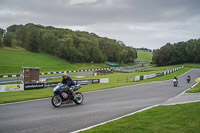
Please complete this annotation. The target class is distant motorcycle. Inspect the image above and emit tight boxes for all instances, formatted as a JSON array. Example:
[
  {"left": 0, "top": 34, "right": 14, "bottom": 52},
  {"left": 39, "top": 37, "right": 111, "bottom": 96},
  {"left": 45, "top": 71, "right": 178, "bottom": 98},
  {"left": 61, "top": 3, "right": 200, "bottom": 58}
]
[
  {"left": 173, "top": 79, "right": 178, "bottom": 87},
  {"left": 51, "top": 83, "right": 83, "bottom": 107}
]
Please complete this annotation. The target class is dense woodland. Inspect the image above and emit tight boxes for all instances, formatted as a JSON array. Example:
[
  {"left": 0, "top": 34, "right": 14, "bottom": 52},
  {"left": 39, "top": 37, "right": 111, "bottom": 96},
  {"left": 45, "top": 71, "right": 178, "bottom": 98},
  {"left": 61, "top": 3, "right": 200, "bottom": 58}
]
[
  {"left": 152, "top": 39, "right": 200, "bottom": 66},
  {"left": 0, "top": 23, "right": 137, "bottom": 63}
]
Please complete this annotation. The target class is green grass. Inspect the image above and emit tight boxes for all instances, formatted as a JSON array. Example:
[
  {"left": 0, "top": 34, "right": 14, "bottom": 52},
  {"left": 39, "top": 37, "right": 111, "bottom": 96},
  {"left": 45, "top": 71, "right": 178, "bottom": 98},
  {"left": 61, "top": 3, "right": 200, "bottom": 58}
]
[
  {"left": 183, "top": 63, "right": 200, "bottom": 68},
  {"left": 0, "top": 47, "right": 108, "bottom": 75},
  {"left": 137, "top": 51, "right": 153, "bottom": 62},
  {"left": 0, "top": 65, "right": 190, "bottom": 104},
  {"left": 81, "top": 102, "right": 200, "bottom": 133},
  {"left": 186, "top": 82, "right": 200, "bottom": 93},
  {"left": 0, "top": 88, "right": 52, "bottom": 104}
]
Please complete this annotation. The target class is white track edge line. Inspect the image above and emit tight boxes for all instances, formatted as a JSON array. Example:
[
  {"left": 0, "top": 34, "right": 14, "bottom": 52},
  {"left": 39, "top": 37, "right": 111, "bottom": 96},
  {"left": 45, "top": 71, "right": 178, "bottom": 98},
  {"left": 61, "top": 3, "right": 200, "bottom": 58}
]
[{"left": 70, "top": 104, "right": 160, "bottom": 133}]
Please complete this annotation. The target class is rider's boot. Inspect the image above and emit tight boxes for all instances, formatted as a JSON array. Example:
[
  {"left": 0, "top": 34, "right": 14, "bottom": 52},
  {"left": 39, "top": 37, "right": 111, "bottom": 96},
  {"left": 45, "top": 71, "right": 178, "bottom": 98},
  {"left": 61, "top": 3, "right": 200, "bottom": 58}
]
[{"left": 69, "top": 87, "right": 77, "bottom": 99}]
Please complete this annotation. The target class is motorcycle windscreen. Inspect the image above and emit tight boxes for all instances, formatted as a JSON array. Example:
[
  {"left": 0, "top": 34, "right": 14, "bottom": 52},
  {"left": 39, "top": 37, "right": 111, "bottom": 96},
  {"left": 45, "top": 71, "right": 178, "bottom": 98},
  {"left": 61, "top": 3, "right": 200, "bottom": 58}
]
[{"left": 53, "top": 86, "right": 60, "bottom": 92}]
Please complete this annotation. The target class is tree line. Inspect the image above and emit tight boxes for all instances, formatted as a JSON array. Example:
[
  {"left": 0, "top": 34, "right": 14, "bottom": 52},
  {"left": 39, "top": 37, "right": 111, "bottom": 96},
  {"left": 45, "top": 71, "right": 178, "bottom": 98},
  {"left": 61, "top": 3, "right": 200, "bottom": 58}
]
[
  {"left": 152, "top": 39, "right": 200, "bottom": 66},
  {"left": 0, "top": 23, "right": 137, "bottom": 63},
  {"left": 136, "top": 47, "right": 152, "bottom": 52}
]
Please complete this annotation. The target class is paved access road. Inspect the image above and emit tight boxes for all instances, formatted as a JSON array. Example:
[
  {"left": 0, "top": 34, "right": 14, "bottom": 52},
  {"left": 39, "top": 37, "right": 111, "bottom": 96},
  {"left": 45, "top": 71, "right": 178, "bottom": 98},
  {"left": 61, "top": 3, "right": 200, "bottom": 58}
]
[{"left": 0, "top": 69, "right": 199, "bottom": 133}]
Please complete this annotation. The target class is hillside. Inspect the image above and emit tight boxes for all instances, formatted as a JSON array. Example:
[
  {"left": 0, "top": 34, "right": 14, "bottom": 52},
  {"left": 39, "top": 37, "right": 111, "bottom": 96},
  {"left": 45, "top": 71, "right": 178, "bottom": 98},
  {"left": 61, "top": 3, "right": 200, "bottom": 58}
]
[
  {"left": 137, "top": 51, "right": 153, "bottom": 62},
  {"left": 0, "top": 47, "right": 108, "bottom": 75},
  {"left": 1, "top": 23, "right": 137, "bottom": 64}
]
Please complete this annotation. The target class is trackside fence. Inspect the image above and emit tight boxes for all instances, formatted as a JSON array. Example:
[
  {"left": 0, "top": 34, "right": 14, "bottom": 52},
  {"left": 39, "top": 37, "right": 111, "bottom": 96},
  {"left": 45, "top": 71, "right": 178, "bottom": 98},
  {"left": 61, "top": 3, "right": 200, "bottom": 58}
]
[{"left": 134, "top": 66, "right": 184, "bottom": 82}]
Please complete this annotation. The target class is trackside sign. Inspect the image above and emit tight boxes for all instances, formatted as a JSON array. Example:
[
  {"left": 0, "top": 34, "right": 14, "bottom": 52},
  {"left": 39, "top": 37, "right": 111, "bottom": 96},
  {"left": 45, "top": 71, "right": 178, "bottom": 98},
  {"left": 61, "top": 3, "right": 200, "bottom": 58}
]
[
  {"left": 0, "top": 84, "right": 24, "bottom": 92},
  {"left": 0, "top": 78, "right": 109, "bottom": 92}
]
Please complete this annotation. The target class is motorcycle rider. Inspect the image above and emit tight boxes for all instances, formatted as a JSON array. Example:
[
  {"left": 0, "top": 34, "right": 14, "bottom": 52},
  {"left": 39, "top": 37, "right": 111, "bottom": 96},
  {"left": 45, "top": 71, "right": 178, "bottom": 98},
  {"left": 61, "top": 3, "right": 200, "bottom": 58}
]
[
  {"left": 187, "top": 75, "right": 191, "bottom": 83},
  {"left": 173, "top": 75, "right": 178, "bottom": 86},
  {"left": 62, "top": 73, "right": 76, "bottom": 97}
]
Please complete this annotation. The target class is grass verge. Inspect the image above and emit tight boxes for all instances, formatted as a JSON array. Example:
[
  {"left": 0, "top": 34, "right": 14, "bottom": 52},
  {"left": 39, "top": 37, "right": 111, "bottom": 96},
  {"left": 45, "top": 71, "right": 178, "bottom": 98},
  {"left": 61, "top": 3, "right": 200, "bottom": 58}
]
[
  {"left": 0, "top": 88, "right": 52, "bottom": 104},
  {"left": 186, "top": 82, "right": 200, "bottom": 93},
  {"left": 81, "top": 102, "right": 200, "bottom": 133}
]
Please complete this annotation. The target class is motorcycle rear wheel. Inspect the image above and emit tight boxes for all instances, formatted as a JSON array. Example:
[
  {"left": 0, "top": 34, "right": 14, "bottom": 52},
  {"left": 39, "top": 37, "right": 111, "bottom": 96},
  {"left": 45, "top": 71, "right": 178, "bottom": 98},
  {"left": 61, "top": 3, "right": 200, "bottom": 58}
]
[
  {"left": 74, "top": 92, "right": 83, "bottom": 104},
  {"left": 51, "top": 95, "right": 62, "bottom": 107}
]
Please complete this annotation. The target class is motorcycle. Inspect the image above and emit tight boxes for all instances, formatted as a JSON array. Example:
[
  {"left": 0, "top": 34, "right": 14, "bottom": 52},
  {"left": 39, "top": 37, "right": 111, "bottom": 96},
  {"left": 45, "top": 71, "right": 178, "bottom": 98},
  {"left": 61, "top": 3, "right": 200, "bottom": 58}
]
[
  {"left": 173, "top": 79, "right": 178, "bottom": 87},
  {"left": 51, "top": 83, "right": 83, "bottom": 107}
]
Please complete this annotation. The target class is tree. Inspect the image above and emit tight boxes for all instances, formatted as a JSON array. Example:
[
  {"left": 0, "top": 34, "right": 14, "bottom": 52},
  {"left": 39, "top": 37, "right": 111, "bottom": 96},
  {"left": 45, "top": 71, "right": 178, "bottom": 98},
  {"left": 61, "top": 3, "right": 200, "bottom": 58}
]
[
  {"left": 41, "top": 32, "right": 57, "bottom": 54},
  {"left": 3, "top": 32, "right": 13, "bottom": 47},
  {"left": 0, "top": 35, "right": 3, "bottom": 47},
  {"left": 7, "top": 25, "right": 18, "bottom": 32},
  {"left": 26, "top": 25, "right": 40, "bottom": 52},
  {"left": 60, "top": 37, "right": 76, "bottom": 62},
  {"left": 15, "top": 26, "right": 27, "bottom": 47},
  {"left": 170, "top": 42, "right": 188, "bottom": 64},
  {"left": 186, "top": 39, "right": 200, "bottom": 63},
  {"left": 118, "top": 49, "right": 128, "bottom": 63},
  {"left": 152, "top": 49, "right": 160, "bottom": 65},
  {"left": 77, "top": 44, "right": 89, "bottom": 62},
  {"left": 152, "top": 43, "right": 173, "bottom": 66},
  {"left": 0, "top": 28, "right": 5, "bottom": 36},
  {"left": 127, "top": 47, "right": 137, "bottom": 62}
]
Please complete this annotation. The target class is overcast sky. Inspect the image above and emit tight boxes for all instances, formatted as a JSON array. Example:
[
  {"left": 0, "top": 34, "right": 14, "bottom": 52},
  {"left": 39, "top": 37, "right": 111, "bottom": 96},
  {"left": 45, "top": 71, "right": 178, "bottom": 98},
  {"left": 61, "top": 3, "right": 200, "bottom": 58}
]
[{"left": 0, "top": 0, "right": 200, "bottom": 49}]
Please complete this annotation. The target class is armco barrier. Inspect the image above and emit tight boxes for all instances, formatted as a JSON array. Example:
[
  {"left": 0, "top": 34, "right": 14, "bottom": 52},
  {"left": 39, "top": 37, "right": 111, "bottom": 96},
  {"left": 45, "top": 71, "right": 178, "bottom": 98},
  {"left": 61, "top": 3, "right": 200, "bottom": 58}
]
[
  {"left": 144, "top": 75, "right": 148, "bottom": 80},
  {"left": 134, "top": 66, "right": 184, "bottom": 82},
  {"left": 164, "top": 71, "right": 166, "bottom": 75},
  {"left": 147, "top": 74, "right": 156, "bottom": 79},
  {"left": 135, "top": 76, "right": 140, "bottom": 81},
  {"left": 140, "top": 75, "right": 144, "bottom": 80}
]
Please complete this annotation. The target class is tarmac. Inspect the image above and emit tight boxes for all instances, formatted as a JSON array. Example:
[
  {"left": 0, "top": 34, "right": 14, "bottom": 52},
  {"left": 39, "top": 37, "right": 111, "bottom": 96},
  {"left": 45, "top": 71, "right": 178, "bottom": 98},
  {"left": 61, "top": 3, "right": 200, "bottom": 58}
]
[{"left": 161, "top": 91, "right": 200, "bottom": 105}]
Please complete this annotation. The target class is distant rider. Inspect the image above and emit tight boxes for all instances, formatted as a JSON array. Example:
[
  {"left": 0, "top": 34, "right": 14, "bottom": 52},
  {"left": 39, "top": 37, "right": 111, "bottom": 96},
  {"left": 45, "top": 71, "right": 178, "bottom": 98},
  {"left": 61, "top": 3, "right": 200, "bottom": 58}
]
[
  {"left": 173, "top": 75, "right": 178, "bottom": 86},
  {"left": 62, "top": 73, "right": 76, "bottom": 96},
  {"left": 187, "top": 75, "right": 191, "bottom": 83}
]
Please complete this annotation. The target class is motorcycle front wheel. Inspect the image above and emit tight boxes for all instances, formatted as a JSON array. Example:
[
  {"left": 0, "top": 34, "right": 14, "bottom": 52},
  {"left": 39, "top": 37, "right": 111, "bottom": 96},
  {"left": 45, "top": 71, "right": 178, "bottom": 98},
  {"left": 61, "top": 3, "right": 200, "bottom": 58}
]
[
  {"left": 74, "top": 92, "right": 83, "bottom": 105},
  {"left": 51, "top": 94, "right": 62, "bottom": 107}
]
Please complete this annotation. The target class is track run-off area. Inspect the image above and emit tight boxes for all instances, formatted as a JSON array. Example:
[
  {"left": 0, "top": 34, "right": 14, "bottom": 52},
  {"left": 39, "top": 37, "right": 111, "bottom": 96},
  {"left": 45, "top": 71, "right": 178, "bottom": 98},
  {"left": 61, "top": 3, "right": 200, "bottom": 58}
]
[{"left": 0, "top": 69, "right": 199, "bottom": 133}]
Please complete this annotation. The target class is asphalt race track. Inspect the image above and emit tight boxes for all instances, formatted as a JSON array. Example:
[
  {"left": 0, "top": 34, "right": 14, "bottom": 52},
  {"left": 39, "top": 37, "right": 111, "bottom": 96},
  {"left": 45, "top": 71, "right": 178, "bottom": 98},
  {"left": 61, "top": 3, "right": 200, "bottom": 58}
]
[{"left": 0, "top": 69, "right": 199, "bottom": 133}]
